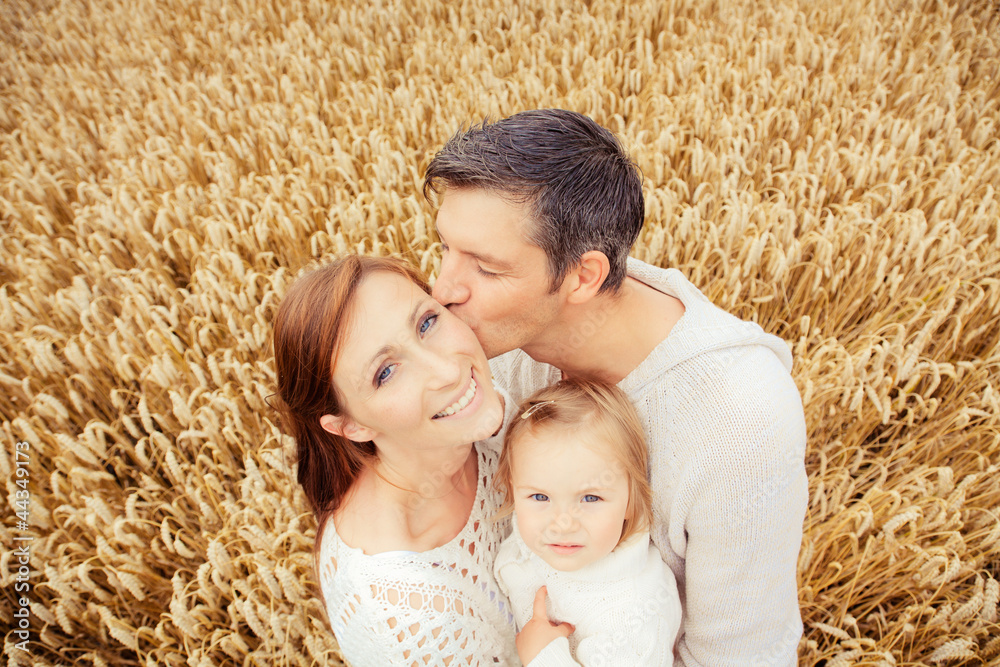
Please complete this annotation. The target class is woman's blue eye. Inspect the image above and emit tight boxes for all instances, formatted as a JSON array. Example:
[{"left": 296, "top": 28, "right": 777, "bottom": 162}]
[
  {"left": 529, "top": 493, "right": 549, "bottom": 502},
  {"left": 419, "top": 313, "right": 437, "bottom": 334},
  {"left": 583, "top": 494, "right": 601, "bottom": 503},
  {"left": 375, "top": 365, "right": 394, "bottom": 386}
]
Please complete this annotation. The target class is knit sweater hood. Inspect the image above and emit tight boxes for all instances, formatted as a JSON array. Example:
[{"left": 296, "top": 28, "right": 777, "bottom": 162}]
[{"left": 621, "top": 257, "right": 793, "bottom": 396}]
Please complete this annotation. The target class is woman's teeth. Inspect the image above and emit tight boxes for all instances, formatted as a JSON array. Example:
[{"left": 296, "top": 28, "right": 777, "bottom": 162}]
[{"left": 434, "top": 377, "right": 477, "bottom": 418}]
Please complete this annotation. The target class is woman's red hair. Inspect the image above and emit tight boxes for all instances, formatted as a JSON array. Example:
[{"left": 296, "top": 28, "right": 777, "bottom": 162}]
[{"left": 271, "top": 255, "right": 429, "bottom": 534}]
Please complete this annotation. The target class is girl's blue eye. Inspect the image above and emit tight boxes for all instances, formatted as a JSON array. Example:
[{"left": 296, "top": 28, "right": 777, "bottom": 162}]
[
  {"left": 419, "top": 313, "right": 437, "bottom": 334},
  {"left": 375, "top": 364, "right": 394, "bottom": 386},
  {"left": 582, "top": 494, "right": 601, "bottom": 503},
  {"left": 529, "top": 493, "right": 549, "bottom": 502}
]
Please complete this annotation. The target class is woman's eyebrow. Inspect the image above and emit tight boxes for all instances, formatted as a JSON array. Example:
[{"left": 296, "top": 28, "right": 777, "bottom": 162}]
[
  {"left": 364, "top": 345, "right": 393, "bottom": 377},
  {"left": 408, "top": 297, "right": 433, "bottom": 327}
]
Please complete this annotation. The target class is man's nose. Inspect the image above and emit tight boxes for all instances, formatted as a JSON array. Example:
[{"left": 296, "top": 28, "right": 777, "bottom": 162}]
[{"left": 432, "top": 254, "right": 470, "bottom": 307}]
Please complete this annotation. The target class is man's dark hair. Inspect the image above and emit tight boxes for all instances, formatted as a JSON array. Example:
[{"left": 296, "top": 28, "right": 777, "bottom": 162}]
[{"left": 423, "top": 109, "right": 644, "bottom": 294}]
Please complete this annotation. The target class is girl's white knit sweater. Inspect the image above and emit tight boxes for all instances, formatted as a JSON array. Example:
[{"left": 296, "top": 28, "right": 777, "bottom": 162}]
[
  {"left": 489, "top": 258, "right": 809, "bottom": 667},
  {"left": 495, "top": 523, "right": 682, "bottom": 666}
]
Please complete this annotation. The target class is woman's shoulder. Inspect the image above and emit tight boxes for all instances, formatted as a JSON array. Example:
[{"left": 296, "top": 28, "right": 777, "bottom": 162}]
[
  {"left": 324, "top": 468, "right": 405, "bottom": 555},
  {"left": 315, "top": 507, "right": 429, "bottom": 607},
  {"left": 316, "top": 444, "right": 518, "bottom": 666}
]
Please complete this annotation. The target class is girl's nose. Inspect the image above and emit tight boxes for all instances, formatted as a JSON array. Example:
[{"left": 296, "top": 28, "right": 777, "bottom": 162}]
[{"left": 553, "top": 510, "right": 579, "bottom": 533}]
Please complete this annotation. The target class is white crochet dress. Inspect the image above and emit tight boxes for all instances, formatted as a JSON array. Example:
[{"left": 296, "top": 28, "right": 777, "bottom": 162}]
[{"left": 316, "top": 438, "right": 518, "bottom": 666}]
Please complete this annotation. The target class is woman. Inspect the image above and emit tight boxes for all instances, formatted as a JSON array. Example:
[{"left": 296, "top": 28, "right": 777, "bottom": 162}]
[{"left": 272, "top": 255, "right": 518, "bottom": 665}]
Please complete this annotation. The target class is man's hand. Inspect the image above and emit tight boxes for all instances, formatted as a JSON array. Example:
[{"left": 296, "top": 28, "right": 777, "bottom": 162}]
[{"left": 516, "top": 586, "right": 575, "bottom": 664}]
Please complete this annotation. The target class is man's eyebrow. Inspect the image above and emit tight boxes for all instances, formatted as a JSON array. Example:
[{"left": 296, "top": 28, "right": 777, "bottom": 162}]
[
  {"left": 360, "top": 297, "right": 432, "bottom": 384},
  {"left": 435, "top": 225, "right": 514, "bottom": 271}
]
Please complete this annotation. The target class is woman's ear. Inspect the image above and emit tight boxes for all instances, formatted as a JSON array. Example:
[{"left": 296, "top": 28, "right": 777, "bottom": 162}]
[
  {"left": 565, "top": 251, "right": 611, "bottom": 305},
  {"left": 320, "top": 414, "right": 376, "bottom": 443}
]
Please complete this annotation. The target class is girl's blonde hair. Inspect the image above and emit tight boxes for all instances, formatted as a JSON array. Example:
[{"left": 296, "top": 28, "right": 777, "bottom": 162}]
[{"left": 494, "top": 378, "right": 653, "bottom": 545}]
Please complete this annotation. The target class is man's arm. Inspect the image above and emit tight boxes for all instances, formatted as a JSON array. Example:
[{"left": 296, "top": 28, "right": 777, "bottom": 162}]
[
  {"left": 670, "top": 350, "right": 808, "bottom": 667},
  {"left": 678, "top": 451, "right": 807, "bottom": 666}
]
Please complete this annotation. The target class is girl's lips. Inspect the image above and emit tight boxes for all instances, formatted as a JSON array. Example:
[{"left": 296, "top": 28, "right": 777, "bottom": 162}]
[{"left": 548, "top": 544, "right": 584, "bottom": 555}]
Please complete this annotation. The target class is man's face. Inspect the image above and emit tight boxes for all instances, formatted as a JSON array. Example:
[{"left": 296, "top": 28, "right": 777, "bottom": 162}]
[{"left": 432, "top": 188, "right": 564, "bottom": 359}]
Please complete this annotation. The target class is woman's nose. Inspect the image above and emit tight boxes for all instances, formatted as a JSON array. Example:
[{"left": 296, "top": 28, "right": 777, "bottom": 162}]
[{"left": 422, "top": 344, "right": 464, "bottom": 390}]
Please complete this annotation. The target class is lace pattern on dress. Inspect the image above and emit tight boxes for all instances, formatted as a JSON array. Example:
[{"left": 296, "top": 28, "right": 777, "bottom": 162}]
[{"left": 318, "top": 442, "right": 515, "bottom": 666}]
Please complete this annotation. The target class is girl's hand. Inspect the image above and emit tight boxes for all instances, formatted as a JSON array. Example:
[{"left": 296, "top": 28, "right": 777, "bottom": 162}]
[{"left": 516, "top": 586, "right": 575, "bottom": 664}]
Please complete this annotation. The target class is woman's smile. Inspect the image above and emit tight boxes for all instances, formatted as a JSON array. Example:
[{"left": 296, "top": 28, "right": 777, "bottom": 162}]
[{"left": 433, "top": 373, "right": 480, "bottom": 419}]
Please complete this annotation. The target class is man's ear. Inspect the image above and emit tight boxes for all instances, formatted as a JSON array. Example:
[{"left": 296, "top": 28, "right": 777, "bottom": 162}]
[
  {"left": 320, "top": 414, "right": 376, "bottom": 443},
  {"left": 564, "top": 251, "right": 611, "bottom": 305}
]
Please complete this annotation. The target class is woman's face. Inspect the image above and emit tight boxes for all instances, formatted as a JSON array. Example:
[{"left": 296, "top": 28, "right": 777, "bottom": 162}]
[{"left": 329, "top": 271, "right": 503, "bottom": 456}]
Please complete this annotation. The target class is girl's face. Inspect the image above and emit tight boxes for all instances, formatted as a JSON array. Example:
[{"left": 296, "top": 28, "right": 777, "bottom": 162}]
[
  {"left": 511, "top": 425, "right": 630, "bottom": 571},
  {"left": 330, "top": 271, "right": 503, "bottom": 458}
]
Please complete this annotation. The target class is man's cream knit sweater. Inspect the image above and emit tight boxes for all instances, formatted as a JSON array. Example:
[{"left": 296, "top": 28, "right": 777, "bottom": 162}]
[{"left": 489, "top": 258, "right": 808, "bottom": 667}]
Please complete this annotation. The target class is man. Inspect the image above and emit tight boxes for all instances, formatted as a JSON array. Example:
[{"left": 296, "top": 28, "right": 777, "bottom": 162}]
[{"left": 424, "top": 109, "right": 808, "bottom": 666}]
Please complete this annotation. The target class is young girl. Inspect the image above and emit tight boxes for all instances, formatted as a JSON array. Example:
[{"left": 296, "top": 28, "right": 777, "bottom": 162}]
[{"left": 494, "top": 378, "right": 682, "bottom": 666}]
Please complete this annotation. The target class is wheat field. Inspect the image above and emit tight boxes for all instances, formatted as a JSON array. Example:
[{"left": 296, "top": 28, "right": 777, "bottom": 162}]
[{"left": 1, "top": 0, "right": 998, "bottom": 664}]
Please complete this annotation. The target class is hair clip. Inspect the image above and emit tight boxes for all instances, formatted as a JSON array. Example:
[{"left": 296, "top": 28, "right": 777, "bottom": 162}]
[{"left": 520, "top": 400, "right": 555, "bottom": 420}]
